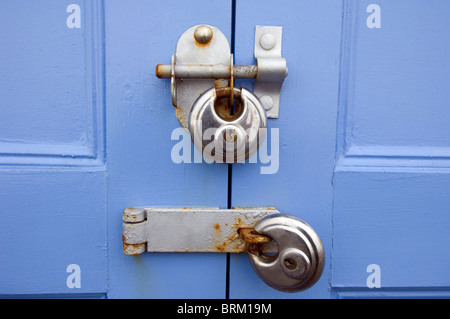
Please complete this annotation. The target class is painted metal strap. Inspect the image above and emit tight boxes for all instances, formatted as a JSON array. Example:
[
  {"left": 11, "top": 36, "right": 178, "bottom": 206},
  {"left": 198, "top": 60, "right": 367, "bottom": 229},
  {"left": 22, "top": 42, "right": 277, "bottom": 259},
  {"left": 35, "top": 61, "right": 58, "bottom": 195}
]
[{"left": 122, "top": 207, "right": 279, "bottom": 255}]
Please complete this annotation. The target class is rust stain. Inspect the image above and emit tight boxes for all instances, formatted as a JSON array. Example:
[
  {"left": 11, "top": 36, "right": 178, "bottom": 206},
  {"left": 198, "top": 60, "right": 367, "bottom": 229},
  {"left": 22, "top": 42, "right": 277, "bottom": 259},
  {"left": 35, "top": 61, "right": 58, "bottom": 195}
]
[
  {"left": 194, "top": 42, "right": 211, "bottom": 48},
  {"left": 215, "top": 233, "right": 240, "bottom": 252},
  {"left": 193, "top": 33, "right": 214, "bottom": 48},
  {"left": 123, "top": 243, "right": 144, "bottom": 249},
  {"left": 210, "top": 214, "right": 273, "bottom": 253},
  {"left": 211, "top": 216, "right": 252, "bottom": 253},
  {"left": 123, "top": 243, "right": 145, "bottom": 256},
  {"left": 239, "top": 228, "right": 271, "bottom": 244},
  {"left": 234, "top": 65, "right": 258, "bottom": 79},
  {"left": 215, "top": 79, "right": 228, "bottom": 89},
  {"left": 155, "top": 64, "right": 164, "bottom": 78}
]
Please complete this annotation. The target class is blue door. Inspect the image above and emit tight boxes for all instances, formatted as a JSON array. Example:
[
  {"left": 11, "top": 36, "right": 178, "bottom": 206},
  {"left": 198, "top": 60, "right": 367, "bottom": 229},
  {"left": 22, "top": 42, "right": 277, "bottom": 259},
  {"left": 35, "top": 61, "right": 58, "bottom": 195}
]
[
  {"left": 0, "top": 1, "right": 107, "bottom": 297},
  {"left": 1, "top": 0, "right": 449, "bottom": 299},
  {"left": 229, "top": 0, "right": 450, "bottom": 298}
]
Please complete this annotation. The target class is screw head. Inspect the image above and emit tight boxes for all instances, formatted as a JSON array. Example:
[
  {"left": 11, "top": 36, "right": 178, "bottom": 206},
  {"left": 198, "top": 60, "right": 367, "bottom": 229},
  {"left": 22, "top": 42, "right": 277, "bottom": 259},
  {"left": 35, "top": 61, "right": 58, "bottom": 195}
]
[
  {"left": 194, "top": 25, "right": 213, "bottom": 44},
  {"left": 259, "top": 33, "right": 276, "bottom": 50}
]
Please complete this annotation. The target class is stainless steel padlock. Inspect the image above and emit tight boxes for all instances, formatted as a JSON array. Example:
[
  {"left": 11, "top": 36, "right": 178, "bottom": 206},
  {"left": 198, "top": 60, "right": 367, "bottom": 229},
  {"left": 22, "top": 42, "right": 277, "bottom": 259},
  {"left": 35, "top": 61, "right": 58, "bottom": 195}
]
[
  {"left": 189, "top": 87, "right": 267, "bottom": 163},
  {"left": 248, "top": 214, "right": 325, "bottom": 292}
]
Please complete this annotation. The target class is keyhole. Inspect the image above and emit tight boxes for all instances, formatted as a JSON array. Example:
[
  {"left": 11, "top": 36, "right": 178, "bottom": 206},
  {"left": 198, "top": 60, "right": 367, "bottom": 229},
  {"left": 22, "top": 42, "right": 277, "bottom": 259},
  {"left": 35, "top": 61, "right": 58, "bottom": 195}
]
[
  {"left": 283, "top": 257, "right": 297, "bottom": 270},
  {"left": 224, "top": 129, "right": 238, "bottom": 143}
]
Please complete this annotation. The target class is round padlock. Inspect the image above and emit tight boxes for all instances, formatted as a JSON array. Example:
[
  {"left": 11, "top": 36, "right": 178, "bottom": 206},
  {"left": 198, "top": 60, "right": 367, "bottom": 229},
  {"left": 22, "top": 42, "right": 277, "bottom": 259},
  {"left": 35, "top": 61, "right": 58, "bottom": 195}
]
[
  {"left": 188, "top": 87, "right": 267, "bottom": 163},
  {"left": 248, "top": 214, "right": 325, "bottom": 293}
]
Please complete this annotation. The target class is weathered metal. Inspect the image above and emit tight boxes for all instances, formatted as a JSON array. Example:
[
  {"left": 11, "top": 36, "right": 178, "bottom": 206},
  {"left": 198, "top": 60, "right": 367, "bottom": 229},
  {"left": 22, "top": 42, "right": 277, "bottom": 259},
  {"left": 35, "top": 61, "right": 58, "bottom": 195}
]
[
  {"left": 155, "top": 64, "right": 258, "bottom": 79},
  {"left": 155, "top": 25, "right": 287, "bottom": 126},
  {"left": 253, "top": 26, "right": 287, "bottom": 118},
  {"left": 122, "top": 207, "right": 279, "bottom": 254},
  {"left": 239, "top": 228, "right": 271, "bottom": 244},
  {"left": 188, "top": 87, "right": 267, "bottom": 163},
  {"left": 248, "top": 214, "right": 325, "bottom": 293}
]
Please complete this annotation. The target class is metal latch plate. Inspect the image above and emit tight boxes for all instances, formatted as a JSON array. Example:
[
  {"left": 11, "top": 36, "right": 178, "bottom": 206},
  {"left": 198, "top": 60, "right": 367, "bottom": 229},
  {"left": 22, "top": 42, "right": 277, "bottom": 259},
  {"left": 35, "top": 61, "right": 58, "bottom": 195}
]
[{"left": 122, "top": 207, "right": 280, "bottom": 255}]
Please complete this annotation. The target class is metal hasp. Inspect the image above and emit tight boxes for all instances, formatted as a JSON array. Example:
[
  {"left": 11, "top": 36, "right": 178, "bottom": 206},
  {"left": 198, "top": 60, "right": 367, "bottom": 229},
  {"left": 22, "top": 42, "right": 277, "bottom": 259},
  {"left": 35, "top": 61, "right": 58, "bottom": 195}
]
[
  {"left": 122, "top": 207, "right": 325, "bottom": 293},
  {"left": 122, "top": 207, "right": 280, "bottom": 254},
  {"left": 155, "top": 25, "right": 287, "bottom": 126}
]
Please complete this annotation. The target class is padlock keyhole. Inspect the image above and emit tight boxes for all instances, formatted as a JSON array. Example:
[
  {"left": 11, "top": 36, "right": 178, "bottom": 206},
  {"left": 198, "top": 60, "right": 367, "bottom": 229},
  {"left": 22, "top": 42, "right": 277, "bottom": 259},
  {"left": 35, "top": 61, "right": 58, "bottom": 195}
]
[{"left": 283, "top": 257, "right": 297, "bottom": 270}]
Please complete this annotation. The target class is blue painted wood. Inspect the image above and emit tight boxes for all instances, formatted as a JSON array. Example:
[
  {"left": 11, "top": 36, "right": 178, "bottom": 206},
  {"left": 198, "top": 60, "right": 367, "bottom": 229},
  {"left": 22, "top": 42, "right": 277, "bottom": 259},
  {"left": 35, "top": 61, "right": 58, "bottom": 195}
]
[
  {"left": 230, "top": 0, "right": 343, "bottom": 298},
  {"left": 332, "top": 288, "right": 450, "bottom": 299},
  {"left": 104, "top": 0, "right": 231, "bottom": 298},
  {"left": 0, "top": 0, "right": 107, "bottom": 295},
  {"left": 332, "top": 171, "right": 450, "bottom": 288},
  {"left": 231, "top": 0, "right": 450, "bottom": 298},
  {"left": 332, "top": 0, "right": 450, "bottom": 290},
  {"left": 0, "top": 0, "right": 105, "bottom": 166},
  {"left": 2, "top": 0, "right": 450, "bottom": 299},
  {"left": 0, "top": 170, "right": 107, "bottom": 295}
]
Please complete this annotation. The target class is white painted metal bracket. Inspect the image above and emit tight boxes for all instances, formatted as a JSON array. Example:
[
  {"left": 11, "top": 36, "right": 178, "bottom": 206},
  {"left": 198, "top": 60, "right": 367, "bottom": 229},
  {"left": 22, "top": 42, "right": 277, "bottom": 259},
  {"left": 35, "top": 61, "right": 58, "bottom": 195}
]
[{"left": 122, "top": 207, "right": 280, "bottom": 255}]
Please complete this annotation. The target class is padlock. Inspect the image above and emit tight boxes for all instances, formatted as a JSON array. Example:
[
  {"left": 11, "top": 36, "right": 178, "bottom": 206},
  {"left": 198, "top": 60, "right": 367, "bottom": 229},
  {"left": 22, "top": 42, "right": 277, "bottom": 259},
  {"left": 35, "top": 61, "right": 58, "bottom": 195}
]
[
  {"left": 189, "top": 87, "right": 267, "bottom": 163},
  {"left": 247, "top": 214, "right": 325, "bottom": 292}
]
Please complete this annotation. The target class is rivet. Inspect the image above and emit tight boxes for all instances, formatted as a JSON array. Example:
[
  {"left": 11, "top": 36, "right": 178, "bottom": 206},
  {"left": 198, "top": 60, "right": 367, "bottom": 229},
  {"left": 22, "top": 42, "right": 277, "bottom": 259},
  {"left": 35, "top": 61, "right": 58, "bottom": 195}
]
[
  {"left": 260, "top": 95, "right": 274, "bottom": 111},
  {"left": 259, "top": 33, "right": 276, "bottom": 50},
  {"left": 194, "top": 25, "right": 213, "bottom": 44}
]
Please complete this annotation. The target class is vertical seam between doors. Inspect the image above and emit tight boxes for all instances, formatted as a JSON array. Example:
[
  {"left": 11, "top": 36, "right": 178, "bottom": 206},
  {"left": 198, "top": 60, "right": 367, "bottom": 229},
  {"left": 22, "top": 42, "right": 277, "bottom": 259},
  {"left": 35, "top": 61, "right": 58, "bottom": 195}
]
[{"left": 225, "top": 0, "right": 237, "bottom": 300}]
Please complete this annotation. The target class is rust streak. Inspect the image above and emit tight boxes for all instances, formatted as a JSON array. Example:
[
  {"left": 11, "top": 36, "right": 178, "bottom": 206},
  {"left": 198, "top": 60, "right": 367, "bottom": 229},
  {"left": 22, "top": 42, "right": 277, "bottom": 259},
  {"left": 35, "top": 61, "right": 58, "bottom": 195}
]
[
  {"left": 239, "top": 228, "right": 271, "bottom": 244},
  {"left": 155, "top": 64, "right": 164, "bottom": 78},
  {"left": 215, "top": 233, "right": 240, "bottom": 252},
  {"left": 210, "top": 214, "right": 273, "bottom": 253},
  {"left": 193, "top": 32, "right": 214, "bottom": 48},
  {"left": 123, "top": 243, "right": 145, "bottom": 256}
]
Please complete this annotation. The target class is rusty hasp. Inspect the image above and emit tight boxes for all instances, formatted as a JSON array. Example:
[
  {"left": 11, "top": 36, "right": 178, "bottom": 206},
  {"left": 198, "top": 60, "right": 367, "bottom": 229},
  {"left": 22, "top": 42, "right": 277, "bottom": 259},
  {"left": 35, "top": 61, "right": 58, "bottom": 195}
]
[
  {"left": 122, "top": 207, "right": 280, "bottom": 255},
  {"left": 155, "top": 24, "right": 287, "bottom": 127}
]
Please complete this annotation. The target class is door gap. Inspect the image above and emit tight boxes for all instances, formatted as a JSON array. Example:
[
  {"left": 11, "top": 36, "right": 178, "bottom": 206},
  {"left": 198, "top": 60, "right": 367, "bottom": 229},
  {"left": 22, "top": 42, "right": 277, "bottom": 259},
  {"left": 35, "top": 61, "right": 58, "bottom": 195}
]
[{"left": 225, "top": 0, "right": 236, "bottom": 300}]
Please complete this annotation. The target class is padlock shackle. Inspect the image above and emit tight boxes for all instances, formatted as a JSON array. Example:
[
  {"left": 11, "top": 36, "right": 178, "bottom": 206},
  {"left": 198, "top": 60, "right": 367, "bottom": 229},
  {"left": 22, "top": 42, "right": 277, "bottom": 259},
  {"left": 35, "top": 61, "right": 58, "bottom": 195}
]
[{"left": 215, "top": 87, "right": 241, "bottom": 100}]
